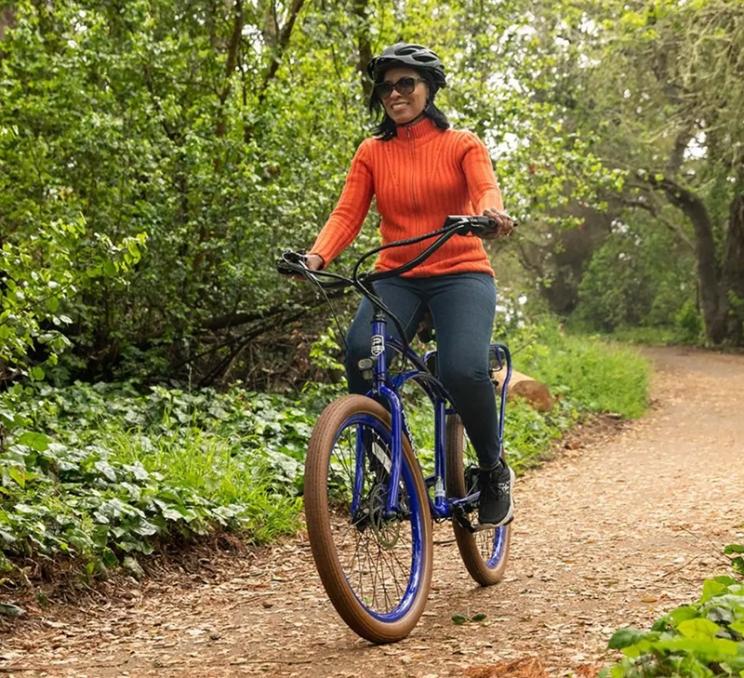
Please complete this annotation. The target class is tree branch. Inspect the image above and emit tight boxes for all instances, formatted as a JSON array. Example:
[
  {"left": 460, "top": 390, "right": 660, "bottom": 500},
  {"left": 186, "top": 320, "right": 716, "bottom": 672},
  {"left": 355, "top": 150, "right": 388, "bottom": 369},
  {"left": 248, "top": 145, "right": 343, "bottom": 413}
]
[
  {"left": 643, "top": 171, "right": 723, "bottom": 337},
  {"left": 255, "top": 0, "right": 306, "bottom": 107},
  {"left": 215, "top": 0, "right": 244, "bottom": 138},
  {"left": 618, "top": 194, "right": 695, "bottom": 251}
]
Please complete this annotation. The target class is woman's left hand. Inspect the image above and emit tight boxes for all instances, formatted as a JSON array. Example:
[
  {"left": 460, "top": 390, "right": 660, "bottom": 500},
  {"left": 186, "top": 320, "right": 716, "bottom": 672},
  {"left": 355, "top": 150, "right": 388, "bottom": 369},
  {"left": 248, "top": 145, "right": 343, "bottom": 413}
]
[{"left": 482, "top": 208, "right": 516, "bottom": 239}]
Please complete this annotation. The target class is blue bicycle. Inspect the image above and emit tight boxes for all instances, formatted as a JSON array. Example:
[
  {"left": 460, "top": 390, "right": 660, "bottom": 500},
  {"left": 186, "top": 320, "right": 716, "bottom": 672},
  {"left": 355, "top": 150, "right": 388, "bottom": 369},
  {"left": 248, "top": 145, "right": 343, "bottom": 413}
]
[{"left": 277, "top": 215, "right": 513, "bottom": 644}]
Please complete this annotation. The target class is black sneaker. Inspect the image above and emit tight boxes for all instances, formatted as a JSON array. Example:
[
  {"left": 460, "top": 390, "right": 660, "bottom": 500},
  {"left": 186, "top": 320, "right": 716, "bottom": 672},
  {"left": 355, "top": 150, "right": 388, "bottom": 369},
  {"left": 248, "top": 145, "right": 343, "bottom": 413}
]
[{"left": 477, "top": 462, "right": 514, "bottom": 527}]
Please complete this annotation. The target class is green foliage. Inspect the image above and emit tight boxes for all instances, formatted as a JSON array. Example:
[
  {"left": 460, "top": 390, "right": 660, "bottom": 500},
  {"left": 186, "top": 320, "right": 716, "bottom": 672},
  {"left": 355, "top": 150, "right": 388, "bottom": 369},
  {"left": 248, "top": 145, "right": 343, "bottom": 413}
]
[
  {"left": 514, "top": 320, "right": 650, "bottom": 419},
  {"left": 566, "top": 0, "right": 744, "bottom": 344},
  {"left": 0, "top": 319, "right": 650, "bottom": 584},
  {"left": 0, "top": 215, "right": 147, "bottom": 383},
  {"left": 602, "top": 546, "right": 744, "bottom": 676},
  {"left": 0, "top": 0, "right": 633, "bottom": 384},
  {"left": 675, "top": 301, "right": 705, "bottom": 344},
  {"left": 0, "top": 0, "right": 367, "bottom": 383},
  {"left": 0, "top": 382, "right": 310, "bottom": 578},
  {"left": 575, "top": 216, "right": 697, "bottom": 337}
]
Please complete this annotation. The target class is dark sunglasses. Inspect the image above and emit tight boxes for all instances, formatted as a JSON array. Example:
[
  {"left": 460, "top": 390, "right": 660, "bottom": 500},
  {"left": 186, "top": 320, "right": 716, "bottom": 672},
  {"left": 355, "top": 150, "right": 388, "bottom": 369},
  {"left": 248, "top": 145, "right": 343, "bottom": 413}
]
[{"left": 374, "top": 76, "right": 426, "bottom": 99}]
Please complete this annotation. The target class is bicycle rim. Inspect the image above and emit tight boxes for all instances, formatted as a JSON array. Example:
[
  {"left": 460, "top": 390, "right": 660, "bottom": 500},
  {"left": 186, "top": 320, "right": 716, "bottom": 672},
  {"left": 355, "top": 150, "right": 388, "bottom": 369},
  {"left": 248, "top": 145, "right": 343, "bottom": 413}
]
[
  {"left": 445, "top": 414, "right": 511, "bottom": 585},
  {"left": 304, "top": 395, "right": 433, "bottom": 643}
]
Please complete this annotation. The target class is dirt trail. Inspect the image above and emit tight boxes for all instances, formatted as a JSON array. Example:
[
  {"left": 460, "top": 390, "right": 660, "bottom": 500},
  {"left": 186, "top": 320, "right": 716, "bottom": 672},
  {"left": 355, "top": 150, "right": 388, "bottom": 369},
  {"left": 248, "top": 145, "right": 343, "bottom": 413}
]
[{"left": 1, "top": 346, "right": 743, "bottom": 677}]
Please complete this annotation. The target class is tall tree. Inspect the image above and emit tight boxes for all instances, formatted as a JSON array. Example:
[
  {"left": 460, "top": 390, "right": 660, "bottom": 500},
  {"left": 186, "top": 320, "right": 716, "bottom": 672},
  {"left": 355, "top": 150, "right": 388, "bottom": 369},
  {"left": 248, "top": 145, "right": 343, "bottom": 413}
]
[{"left": 580, "top": 0, "right": 744, "bottom": 343}]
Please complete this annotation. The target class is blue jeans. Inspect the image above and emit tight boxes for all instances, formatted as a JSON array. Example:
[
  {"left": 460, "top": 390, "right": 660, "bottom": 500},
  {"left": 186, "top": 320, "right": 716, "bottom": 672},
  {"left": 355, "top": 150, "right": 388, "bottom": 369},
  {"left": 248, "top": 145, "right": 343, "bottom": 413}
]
[{"left": 345, "top": 273, "right": 501, "bottom": 470}]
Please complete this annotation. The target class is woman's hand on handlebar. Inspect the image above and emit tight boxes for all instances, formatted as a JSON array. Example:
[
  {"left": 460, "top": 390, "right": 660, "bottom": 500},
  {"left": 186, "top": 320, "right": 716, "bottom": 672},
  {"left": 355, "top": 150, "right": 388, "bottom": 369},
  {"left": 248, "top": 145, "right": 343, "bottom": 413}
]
[
  {"left": 482, "top": 208, "right": 517, "bottom": 239},
  {"left": 305, "top": 253, "right": 325, "bottom": 271}
]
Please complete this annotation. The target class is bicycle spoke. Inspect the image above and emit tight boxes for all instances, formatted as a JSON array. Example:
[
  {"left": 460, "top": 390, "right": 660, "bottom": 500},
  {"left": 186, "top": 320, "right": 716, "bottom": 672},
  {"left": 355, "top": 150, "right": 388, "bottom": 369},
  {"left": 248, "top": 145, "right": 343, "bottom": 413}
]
[{"left": 326, "top": 417, "right": 417, "bottom": 615}]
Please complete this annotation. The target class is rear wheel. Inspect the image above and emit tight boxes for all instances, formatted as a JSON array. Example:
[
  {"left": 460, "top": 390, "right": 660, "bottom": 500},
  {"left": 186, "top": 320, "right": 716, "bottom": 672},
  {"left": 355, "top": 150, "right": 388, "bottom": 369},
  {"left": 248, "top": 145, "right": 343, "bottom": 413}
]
[
  {"left": 445, "top": 414, "right": 511, "bottom": 586},
  {"left": 304, "top": 395, "right": 433, "bottom": 643}
]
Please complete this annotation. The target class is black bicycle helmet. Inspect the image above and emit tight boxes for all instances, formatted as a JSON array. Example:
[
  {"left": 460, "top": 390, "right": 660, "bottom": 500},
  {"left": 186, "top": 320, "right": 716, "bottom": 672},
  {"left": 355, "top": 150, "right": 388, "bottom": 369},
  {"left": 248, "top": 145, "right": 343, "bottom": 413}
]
[{"left": 367, "top": 42, "right": 447, "bottom": 89}]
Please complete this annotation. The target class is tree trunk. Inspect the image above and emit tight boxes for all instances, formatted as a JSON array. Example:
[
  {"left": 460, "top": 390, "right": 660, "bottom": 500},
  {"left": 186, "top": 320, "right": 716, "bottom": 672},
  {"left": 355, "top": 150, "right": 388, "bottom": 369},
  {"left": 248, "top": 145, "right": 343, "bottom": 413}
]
[
  {"left": 652, "top": 176, "right": 726, "bottom": 343},
  {"left": 0, "top": 6, "right": 14, "bottom": 42},
  {"left": 721, "top": 167, "right": 744, "bottom": 344},
  {"left": 352, "top": 0, "right": 372, "bottom": 100},
  {"left": 255, "top": 0, "right": 305, "bottom": 106}
]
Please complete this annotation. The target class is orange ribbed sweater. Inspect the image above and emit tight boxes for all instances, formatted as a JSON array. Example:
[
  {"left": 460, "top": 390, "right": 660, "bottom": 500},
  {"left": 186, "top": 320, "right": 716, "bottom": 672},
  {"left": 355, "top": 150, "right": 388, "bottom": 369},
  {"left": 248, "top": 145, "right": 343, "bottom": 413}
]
[{"left": 310, "top": 117, "right": 503, "bottom": 277}]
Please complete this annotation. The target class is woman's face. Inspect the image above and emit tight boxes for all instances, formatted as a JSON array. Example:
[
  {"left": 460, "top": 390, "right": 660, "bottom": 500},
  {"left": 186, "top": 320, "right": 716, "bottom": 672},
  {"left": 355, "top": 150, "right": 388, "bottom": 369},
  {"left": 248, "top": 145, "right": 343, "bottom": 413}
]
[{"left": 378, "top": 66, "right": 430, "bottom": 125}]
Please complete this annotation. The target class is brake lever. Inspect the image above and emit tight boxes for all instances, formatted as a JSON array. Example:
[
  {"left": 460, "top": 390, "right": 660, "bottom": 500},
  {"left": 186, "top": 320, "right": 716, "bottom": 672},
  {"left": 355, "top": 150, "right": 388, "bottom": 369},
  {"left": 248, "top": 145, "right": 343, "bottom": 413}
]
[{"left": 276, "top": 250, "right": 309, "bottom": 275}]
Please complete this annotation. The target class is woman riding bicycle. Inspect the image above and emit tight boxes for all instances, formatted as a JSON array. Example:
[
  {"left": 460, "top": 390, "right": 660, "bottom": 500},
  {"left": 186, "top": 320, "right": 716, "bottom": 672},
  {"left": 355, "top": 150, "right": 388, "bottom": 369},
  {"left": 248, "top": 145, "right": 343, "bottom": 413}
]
[{"left": 305, "top": 42, "right": 516, "bottom": 528}]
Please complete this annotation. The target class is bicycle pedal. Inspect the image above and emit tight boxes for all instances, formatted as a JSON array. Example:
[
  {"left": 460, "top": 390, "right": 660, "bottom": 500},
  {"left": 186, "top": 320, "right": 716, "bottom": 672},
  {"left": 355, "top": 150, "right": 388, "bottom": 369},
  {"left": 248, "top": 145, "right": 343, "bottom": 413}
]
[{"left": 452, "top": 506, "right": 476, "bottom": 533}]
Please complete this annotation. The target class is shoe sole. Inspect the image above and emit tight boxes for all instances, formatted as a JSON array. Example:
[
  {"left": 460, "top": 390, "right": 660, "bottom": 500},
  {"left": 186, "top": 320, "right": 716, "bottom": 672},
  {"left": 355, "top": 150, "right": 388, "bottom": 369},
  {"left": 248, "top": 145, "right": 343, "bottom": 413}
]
[{"left": 475, "top": 467, "right": 515, "bottom": 530}]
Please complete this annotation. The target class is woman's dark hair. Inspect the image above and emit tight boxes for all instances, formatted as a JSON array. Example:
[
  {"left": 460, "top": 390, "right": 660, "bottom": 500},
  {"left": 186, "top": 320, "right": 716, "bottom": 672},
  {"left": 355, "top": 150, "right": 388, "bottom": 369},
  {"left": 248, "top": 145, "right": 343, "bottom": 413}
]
[{"left": 369, "top": 69, "right": 450, "bottom": 141}]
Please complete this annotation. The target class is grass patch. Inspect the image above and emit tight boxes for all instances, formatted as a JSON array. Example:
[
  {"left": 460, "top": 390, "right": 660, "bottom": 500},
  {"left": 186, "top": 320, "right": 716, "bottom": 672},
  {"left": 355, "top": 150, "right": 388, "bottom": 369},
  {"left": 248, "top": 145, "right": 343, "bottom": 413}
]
[{"left": 518, "top": 324, "right": 651, "bottom": 419}]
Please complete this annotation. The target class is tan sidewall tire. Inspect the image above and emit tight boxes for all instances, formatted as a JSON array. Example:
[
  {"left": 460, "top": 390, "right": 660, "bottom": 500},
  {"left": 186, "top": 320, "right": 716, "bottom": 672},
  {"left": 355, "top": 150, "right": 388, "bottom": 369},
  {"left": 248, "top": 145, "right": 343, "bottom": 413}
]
[
  {"left": 445, "top": 414, "right": 511, "bottom": 586},
  {"left": 304, "top": 394, "right": 433, "bottom": 644}
]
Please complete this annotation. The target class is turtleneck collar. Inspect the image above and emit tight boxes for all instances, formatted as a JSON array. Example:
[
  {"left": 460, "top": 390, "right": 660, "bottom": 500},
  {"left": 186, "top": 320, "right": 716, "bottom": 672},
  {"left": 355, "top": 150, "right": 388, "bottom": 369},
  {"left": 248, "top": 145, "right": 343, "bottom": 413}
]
[{"left": 394, "top": 116, "right": 441, "bottom": 143}]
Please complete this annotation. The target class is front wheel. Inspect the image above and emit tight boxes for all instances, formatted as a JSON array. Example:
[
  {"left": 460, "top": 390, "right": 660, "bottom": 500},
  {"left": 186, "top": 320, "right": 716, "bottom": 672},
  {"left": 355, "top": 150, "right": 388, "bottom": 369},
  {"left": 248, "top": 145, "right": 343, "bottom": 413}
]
[
  {"left": 304, "top": 395, "right": 433, "bottom": 644},
  {"left": 446, "top": 414, "right": 511, "bottom": 586}
]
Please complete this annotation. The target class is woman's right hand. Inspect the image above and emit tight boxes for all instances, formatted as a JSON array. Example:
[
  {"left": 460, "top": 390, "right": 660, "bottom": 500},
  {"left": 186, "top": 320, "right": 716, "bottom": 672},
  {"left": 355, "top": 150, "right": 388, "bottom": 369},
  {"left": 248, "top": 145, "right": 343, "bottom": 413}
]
[{"left": 305, "top": 253, "right": 325, "bottom": 271}]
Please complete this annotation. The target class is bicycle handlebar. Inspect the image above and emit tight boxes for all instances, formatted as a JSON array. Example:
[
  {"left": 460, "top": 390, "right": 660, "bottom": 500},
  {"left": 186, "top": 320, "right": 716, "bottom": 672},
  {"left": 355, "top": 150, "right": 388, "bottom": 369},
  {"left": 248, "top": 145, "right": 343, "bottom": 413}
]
[
  {"left": 275, "top": 214, "right": 517, "bottom": 371},
  {"left": 276, "top": 214, "right": 515, "bottom": 287}
]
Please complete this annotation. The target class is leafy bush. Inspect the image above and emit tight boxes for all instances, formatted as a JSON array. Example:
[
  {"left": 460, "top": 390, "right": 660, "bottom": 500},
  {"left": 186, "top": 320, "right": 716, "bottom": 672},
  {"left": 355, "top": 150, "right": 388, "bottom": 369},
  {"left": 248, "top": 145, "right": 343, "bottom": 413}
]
[
  {"left": 574, "top": 219, "right": 697, "bottom": 336},
  {"left": 675, "top": 300, "right": 705, "bottom": 344},
  {"left": 603, "top": 544, "right": 744, "bottom": 676},
  {"left": 0, "top": 382, "right": 311, "bottom": 578}
]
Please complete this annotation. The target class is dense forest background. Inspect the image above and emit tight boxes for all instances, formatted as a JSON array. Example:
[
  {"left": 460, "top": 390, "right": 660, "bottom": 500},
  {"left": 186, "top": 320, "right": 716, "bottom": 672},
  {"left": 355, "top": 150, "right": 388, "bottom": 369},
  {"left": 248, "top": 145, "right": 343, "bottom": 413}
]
[{"left": 1, "top": 0, "right": 743, "bottom": 390}]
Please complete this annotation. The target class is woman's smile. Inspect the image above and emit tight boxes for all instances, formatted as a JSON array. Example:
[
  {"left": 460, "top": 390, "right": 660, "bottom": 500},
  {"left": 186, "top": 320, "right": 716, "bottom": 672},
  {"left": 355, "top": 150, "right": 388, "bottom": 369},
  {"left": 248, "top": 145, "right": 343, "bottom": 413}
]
[{"left": 381, "top": 66, "right": 429, "bottom": 125}]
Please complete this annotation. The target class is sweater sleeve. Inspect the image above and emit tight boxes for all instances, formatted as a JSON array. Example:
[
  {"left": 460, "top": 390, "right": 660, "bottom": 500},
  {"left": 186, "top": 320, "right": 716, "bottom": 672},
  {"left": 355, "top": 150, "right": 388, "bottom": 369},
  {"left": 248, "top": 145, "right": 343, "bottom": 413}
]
[
  {"left": 461, "top": 132, "right": 504, "bottom": 213},
  {"left": 309, "top": 141, "right": 374, "bottom": 267}
]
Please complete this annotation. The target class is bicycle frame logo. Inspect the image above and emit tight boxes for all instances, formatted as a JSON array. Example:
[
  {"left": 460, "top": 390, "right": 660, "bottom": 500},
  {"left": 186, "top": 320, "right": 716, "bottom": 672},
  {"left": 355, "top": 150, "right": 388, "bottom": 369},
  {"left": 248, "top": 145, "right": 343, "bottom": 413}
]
[{"left": 370, "top": 334, "right": 385, "bottom": 357}]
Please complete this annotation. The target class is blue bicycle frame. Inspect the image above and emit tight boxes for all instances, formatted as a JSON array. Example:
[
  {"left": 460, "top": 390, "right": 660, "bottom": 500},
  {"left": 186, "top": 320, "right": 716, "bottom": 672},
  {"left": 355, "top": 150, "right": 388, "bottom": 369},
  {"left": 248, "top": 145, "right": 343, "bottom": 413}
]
[{"left": 356, "top": 308, "right": 512, "bottom": 522}]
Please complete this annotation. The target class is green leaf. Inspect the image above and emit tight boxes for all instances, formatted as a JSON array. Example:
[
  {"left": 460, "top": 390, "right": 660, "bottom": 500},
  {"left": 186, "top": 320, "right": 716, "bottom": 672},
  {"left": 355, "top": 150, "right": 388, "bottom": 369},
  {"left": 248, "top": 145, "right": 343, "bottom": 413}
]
[
  {"left": 677, "top": 617, "right": 721, "bottom": 639},
  {"left": 701, "top": 577, "right": 732, "bottom": 602},
  {"left": 94, "top": 461, "right": 117, "bottom": 482},
  {"left": 655, "top": 636, "right": 739, "bottom": 660},
  {"left": 7, "top": 466, "right": 27, "bottom": 489},
  {"left": 17, "top": 431, "right": 50, "bottom": 452},
  {"left": 471, "top": 612, "right": 487, "bottom": 622},
  {"left": 730, "top": 619, "right": 744, "bottom": 636},
  {"left": 451, "top": 613, "right": 468, "bottom": 625},
  {"left": 667, "top": 605, "right": 700, "bottom": 627},
  {"left": 608, "top": 627, "right": 646, "bottom": 649},
  {"left": 133, "top": 520, "right": 158, "bottom": 537},
  {"left": 159, "top": 505, "right": 185, "bottom": 521},
  {"left": 0, "top": 408, "right": 17, "bottom": 427}
]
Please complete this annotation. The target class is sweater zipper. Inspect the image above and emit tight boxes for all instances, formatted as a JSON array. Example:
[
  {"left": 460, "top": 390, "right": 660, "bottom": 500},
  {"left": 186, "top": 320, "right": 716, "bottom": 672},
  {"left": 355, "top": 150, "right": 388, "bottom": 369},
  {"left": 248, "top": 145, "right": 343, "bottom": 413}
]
[{"left": 407, "top": 126, "right": 418, "bottom": 215}]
